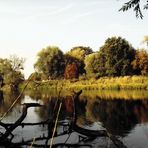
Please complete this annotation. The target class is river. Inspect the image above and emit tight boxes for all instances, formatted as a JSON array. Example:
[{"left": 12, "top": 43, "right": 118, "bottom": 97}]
[{"left": 0, "top": 89, "right": 148, "bottom": 148}]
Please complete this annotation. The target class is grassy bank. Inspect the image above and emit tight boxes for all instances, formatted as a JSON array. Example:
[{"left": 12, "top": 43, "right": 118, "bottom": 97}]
[{"left": 22, "top": 76, "right": 148, "bottom": 91}]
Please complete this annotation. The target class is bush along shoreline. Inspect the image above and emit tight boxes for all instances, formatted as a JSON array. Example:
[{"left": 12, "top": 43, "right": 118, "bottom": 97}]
[{"left": 21, "top": 76, "right": 148, "bottom": 91}]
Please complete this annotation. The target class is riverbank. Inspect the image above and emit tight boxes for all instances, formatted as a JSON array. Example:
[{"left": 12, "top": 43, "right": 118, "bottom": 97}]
[{"left": 22, "top": 76, "right": 148, "bottom": 91}]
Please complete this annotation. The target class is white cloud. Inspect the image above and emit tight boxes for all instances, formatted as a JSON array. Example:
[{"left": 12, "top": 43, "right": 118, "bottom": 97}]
[
  {"left": 21, "top": 4, "right": 74, "bottom": 21},
  {"left": 61, "top": 10, "right": 98, "bottom": 25}
]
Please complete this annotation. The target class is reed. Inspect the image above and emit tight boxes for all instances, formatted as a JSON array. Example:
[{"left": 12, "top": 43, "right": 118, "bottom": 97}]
[{"left": 21, "top": 76, "right": 148, "bottom": 91}]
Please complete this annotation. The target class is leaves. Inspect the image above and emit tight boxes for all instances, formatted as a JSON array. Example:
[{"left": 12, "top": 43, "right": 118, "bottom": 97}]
[
  {"left": 67, "top": 46, "right": 93, "bottom": 62},
  {"left": 119, "top": 0, "right": 148, "bottom": 19}
]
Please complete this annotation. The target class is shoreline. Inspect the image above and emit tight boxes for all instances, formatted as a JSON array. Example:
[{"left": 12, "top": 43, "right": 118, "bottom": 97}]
[{"left": 24, "top": 76, "right": 148, "bottom": 91}]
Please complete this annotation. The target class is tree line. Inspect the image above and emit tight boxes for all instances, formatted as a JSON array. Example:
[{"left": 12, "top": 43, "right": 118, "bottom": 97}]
[
  {"left": 33, "top": 36, "right": 148, "bottom": 81},
  {"left": 0, "top": 36, "right": 148, "bottom": 89}
]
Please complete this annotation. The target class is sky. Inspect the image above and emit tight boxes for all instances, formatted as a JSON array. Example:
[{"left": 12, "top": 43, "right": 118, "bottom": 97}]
[{"left": 0, "top": 0, "right": 147, "bottom": 78}]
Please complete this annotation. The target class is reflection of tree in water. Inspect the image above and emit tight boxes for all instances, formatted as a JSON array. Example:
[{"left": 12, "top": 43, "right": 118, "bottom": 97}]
[
  {"left": 0, "top": 90, "right": 134, "bottom": 147},
  {"left": 0, "top": 90, "right": 4, "bottom": 106},
  {"left": 0, "top": 90, "right": 23, "bottom": 115},
  {"left": 74, "top": 98, "right": 94, "bottom": 126},
  {"left": 133, "top": 100, "right": 148, "bottom": 123},
  {"left": 36, "top": 96, "right": 75, "bottom": 121},
  {"left": 34, "top": 94, "right": 89, "bottom": 125},
  {"left": 29, "top": 92, "right": 148, "bottom": 138},
  {"left": 90, "top": 98, "right": 148, "bottom": 137}
]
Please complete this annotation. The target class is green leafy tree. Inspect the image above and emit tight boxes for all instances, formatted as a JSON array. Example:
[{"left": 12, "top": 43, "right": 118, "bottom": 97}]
[
  {"left": 34, "top": 46, "right": 64, "bottom": 79},
  {"left": 0, "top": 56, "right": 24, "bottom": 89},
  {"left": 132, "top": 49, "right": 148, "bottom": 75},
  {"left": 120, "top": 0, "right": 148, "bottom": 19},
  {"left": 28, "top": 72, "right": 42, "bottom": 81},
  {"left": 66, "top": 46, "right": 93, "bottom": 61},
  {"left": 98, "top": 37, "right": 135, "bottom": 77},
  {"left": 84, "top": 53, "right": 105, "bottom": 78}
]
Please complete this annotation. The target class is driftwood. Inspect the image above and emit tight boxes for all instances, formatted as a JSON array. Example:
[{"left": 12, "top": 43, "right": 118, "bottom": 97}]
[
  {"left": 0, "top": 90, "right": 127, "bottom": 148},
  {"left": 72, "top": 90, "right": 127, "bottom": 148}
]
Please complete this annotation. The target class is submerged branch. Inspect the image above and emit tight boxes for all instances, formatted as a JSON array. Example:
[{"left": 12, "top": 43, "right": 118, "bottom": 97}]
[{"left": 0, "top": 103, "right": 42, "bottom": 141}]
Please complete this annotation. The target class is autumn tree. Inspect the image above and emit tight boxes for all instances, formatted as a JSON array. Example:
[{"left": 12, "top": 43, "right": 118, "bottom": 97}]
[
  {"left": 97, "top": 37, "right": 135, "bottom": 77},
  {"left": 64, "top": 63, "right": 78, "bottom": 79},
  {"left": 132, "top": 49, "right": 148, "bottom": 75},
  {"left": 34, "top": 46, "right": 65, "bottom": 79},
  {"left": 64, "top": 54, "right": 84, "bottom": 76}
]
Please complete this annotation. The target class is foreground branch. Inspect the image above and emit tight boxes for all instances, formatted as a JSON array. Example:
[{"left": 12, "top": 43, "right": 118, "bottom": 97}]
[{"left": 0, "top": 103, "right": 42, "bottom": 142}]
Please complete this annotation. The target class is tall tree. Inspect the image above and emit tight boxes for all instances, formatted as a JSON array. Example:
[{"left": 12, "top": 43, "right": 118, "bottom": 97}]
[
  {"left": 98, "top": 37, "right": 136, "bottom": 76},
  {"left": 34, "top": 46, "right": 64, "bottom": 79}
]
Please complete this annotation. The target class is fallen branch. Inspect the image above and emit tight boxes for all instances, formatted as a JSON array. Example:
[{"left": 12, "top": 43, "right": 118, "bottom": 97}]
[{"left": 0, "top": 103, "right": 42, "bottom": 141}]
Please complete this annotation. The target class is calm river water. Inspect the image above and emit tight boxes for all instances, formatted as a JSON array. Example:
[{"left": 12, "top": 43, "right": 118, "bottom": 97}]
[{"left": 1, "top": 90, "right": 148, "bottom": 148}]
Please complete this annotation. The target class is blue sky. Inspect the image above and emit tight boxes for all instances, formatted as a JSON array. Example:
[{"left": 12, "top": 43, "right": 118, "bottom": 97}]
[{"left": 0, "top": 0, "right": 147, "bottom": 78}]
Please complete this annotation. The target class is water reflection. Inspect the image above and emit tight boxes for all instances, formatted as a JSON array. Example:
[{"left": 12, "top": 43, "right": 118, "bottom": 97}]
[
  {"left": 27, "top": 90, "right": 148, "bottom": 138},
  {"left": 0, "top": 90, "right": 23, "bottom": 117},
  {"left": 0, "top": 90, "right": 148, "bottom": 147},
  {"left": 0, "top": 90, "right": 4, "bottom": 106},
  {"left": 91, "top": 99, "right": 138, "bottom": 136}
]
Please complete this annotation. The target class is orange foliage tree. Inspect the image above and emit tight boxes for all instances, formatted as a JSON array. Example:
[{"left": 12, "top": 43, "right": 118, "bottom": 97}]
[{"left": 64, "top": 63, "right": 78, "bottom": 79}]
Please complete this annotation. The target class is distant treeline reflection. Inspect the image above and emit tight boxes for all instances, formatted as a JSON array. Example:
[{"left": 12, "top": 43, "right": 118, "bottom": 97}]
[
  {"left": 25, "top": 90, "right": 148, "bottom": 137},
  {"left": 26, "top": 89, "right": 148, "bottom": 100},
  {"left": 0, "top": 90, "right": 22, "bottom": 115},
  {"left": 1, "top": 90, "right": 148, "bottom": 138}
]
